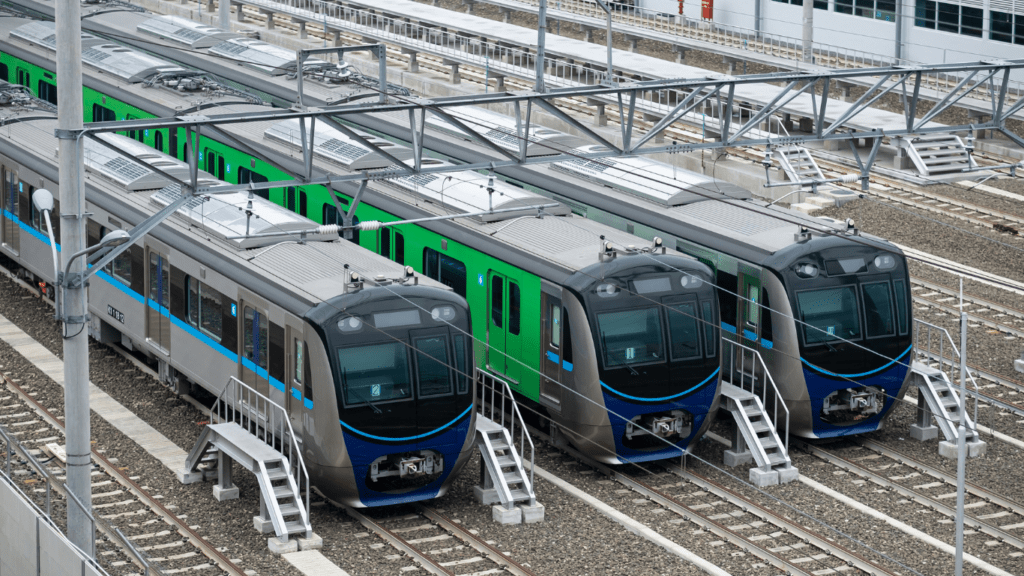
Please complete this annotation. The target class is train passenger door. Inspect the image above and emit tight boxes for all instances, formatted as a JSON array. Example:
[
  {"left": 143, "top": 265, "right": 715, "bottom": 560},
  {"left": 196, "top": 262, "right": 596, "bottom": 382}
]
[
  {"left": 487, "top": 272, "right": 523, "bottom": 383},
  {"left": 285, "top": 317, "right": 307, "bottom": 441},
  {"left": 738, "top": 263, "right": 763, "bottom": 347},
  {"left": 1, "top": 167, "right": 18, "bottom": 255},
  {"left": 539, "top": 286, "right": 563, "bottom": 410},
  {"left": 146, "top": 248, "right": 171, "bottom": 353},
  {"left": 239, "top": 296, "right": 271, "bottom": 404}
]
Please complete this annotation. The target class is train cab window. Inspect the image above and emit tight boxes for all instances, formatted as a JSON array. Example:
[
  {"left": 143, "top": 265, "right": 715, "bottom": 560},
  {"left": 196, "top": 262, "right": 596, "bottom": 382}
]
[
  {"left": 509, "top": 282, "right": 521, "bottom": 335},
  {"left": 716, "top": 270, "right": 739, "bottom": 331},
  {"left": 796, "top": 286, "right": 861, "bottom": 344},
  {"left": 186, "top": 277, "right": 224, "bottom": 342},
  {"left": 761, "top": 290, "right": 774, "bottom": 344},
  {"left": 745, "top": 285, "right": 760, "bottom": 326},
  {"left": 454, "top": 335, "right": 469, "bottom": 394},
  {"left": 861, "top": 282, "right": 895, "bottom": 338},
  {"left": 701, "top": 301, "right": 717, "bottom": 356},
  {"left": 423, "top": 248, "right": 467, "bottom": 298},
  {"left": 92, "top": 104, "right": 116, "bottom": 123},
  {"left": 243, "top": 306, "right": 269, "bottom": 372},
  {"left": 562, "top": 308, "right": 573, "bottom": 364},
  {"left": 893, "top": 280, "right": 908, "bottom": 335},
  {"left": 337, "top": 342, "right": 412, "bottom": 406},
  {"left": 596, "top": 308, "right": 664, "bottom": 367},
  {"left": 667, "top": 302, "right": 701, "bottom": 361},
  {"left": 15, "top": 67, "right": 29, "bottom": 89},
  {"left": 37, "top": 81, "right": 57, "bottom": 105},
  {"left": 154, "top": 131, "right": 164, "bottom": 153},
  {"left": 415, "top": 335, "right": 453, "bottom": 397}
]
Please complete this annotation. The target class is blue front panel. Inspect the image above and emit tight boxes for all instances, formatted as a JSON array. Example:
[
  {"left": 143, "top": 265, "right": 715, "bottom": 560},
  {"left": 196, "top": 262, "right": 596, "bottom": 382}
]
[
  {"left": 341, "top": 408, "right": 473, "bottom": 507},
  {"left": 601, "top": 368, "right": 720, "bottom": 464},
  {"left": 804, "top": 346, "right": 912, "bottom": 438}
]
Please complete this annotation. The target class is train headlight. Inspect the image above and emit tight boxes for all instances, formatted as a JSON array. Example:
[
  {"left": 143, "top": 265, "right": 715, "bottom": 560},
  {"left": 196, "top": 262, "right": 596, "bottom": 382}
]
[
  {"left": 431, "top": 306, "right": 457, "bottom": 322},
  {"left": 596, "top": 283, "right": 619, "bottom": 298},
  {"left": 795, "top": 264, "right": 819, "bottom": 278},
  {"left": 873, "top": 254, "right": 896, "bottom": 270},
  {"left": 338, "top": 316, "right": 363, "bottom": 332},
  {"left": 680, "top": 275, "right": 703, "bottom": 289}
]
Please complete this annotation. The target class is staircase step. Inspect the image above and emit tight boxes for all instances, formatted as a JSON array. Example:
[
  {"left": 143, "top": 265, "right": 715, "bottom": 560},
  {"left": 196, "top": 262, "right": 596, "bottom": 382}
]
[
  {"left": 278, "top": 503, "right": 302, "bottom": 517},
  {"left": 495, "top": 455, "right": 516, "bottom": 468},
  {"left": 767, "top": 452, "right": 789, "bottom": 466},
  {"left": 751, "top": 421, "right": 771, "bottom": 434},
  {"left": 284, "top": 521, "right": 308, "bottom": 535},
  {"left": 509, "top": 488, "right": 532, "bottom": 502},
  {"left": 490, "top": 441, "right": 510, "bottom": 451},
  {"left": 760, "top": 438, "right": 779, "bottom": 450},
  {"left": 273, "top": 485, "right": 293, "bottom": 498},
  {"left": 265, "top": 467, "right": 290, "bottom": 482},
  {"left": 503, "top": 471, "right": 523, "bottom": 485}
]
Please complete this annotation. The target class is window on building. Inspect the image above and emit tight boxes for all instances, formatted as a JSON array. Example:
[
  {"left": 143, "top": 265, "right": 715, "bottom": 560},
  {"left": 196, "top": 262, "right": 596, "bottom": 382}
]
[{"left": 916, "top": 1, "right": 984, "bottom": 36}]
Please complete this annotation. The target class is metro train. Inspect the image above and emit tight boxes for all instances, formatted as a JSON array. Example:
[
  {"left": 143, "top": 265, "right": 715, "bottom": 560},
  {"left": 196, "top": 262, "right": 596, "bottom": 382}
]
[
  {"left": 0, "top": 12, "right": 725, "bottom": 464},
  {"left": 0, "top": 107, "right": 478, "bottom": 509}
]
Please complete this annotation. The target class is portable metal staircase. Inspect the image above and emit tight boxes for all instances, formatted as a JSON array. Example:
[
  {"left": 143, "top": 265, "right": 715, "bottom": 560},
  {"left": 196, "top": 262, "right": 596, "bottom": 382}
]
[
  {"left": 182, "top": 377, "right": 313, "bottom": 544},
  {"left": 902, "top": 134, "right": 975, "bottom": 176},
  {"left": 473, "top": 369, "right": 542, "bottom": 524},
  {"left": 910, "top": 319, "right": 987, "bottom": 458},
  {"left": 719, "top": 339, "right": 798, "bottom": 487},
  {"left": 775, "top": 145, "right": 825, "bottom": 184}
]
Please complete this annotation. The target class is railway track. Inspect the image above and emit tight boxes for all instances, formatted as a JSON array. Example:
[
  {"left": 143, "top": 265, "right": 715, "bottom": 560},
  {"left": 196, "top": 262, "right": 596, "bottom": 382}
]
[
  {"left": 342, "top": 503, "right": 536, "bottom": 576},
  {"left": 531, "top": 428, "right": 899, "bottom": 576},
  {"left": 797, "top": 439, "right": 1024, "bottom": 567},
  {"left": 911, "top": 277, "right": 1024, "bottom": 340},
  {"left": 0, "top": 368, "right": 243, "bottom": 575}
]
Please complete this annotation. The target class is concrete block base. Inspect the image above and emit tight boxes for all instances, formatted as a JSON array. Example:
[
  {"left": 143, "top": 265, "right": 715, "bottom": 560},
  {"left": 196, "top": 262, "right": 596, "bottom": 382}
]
[
  {"left": 723, "top": 449, "right": 753, "bottom": 467},
  {"left": 254, "top": 515, "right": 274, "bottom": 534},
  {"left": 176, "top": 469, "right": 204, "bottom": 485},
  {"left": 297, "top": 533, "right": 323, "bottom": 551},
  {"left": 910, "top": 423, "right": 939, "bottom": 442},
  {"left": 213, "top": 484, "right": 239, "bottom": 502},
  {"left": 777, "top": 466, "right": 800, "bottom": 484},
  {"left": 938, "top": 440, "right": 986, "bottom": 459},
  {"left": 820, "top": 188, "right": 860, "bottom": 207},
  {"left": 473, "top": 485, "right": 500, "bottom": 505},
  {"left": 749, "top": 467, "right": 780, "bottom": 488},
  {"left": 521, "top": 502, "right": 545, "bottom": 524},
  {"left": 492, "top": 505, "right": 522, "bottom": 525},
  {"left": 268, "top": 536, "right": 299, "bottom": 555}
]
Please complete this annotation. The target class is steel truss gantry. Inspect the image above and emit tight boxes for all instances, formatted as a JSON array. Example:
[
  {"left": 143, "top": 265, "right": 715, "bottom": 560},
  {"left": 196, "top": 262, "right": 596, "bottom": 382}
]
[{"left": 68, "top": 58, "right": 1024, "bottom": 201}]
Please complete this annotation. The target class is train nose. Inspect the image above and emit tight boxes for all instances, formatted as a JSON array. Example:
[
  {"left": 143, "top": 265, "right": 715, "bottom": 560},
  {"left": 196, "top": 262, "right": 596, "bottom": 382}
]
[
  {"left": 822, "top": 386, "right": 885, "bottom": 424},
  {"left": 625, "top": 410, "right": 692, "bottom": 441}
]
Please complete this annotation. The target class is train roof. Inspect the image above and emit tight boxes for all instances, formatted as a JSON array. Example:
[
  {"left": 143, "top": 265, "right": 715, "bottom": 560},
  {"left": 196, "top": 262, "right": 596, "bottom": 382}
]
[
  {"left": 136, "top": 15, "right": 240, "bottom": 49},
  {"left": 265, "top": 119, "right": 414, "bottom": 171},
  {"left": 208, "top": 37, "right": 330, "bottom": 76},
  {"left": 0, "top": 114, "right": 452, "bottom": 311},
  {"left": 422, "top": 105, "right": 585, "bottom": 156}
]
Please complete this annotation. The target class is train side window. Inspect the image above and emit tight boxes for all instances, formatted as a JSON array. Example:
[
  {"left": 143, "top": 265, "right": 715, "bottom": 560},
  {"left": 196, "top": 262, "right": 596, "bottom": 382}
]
[
  {"left": 761, "top": 289, "right": 774, "bottom": 344},
  {"left": 893, "top": 279, "right": 908, "bottom": 335},
  {"left": 562, "top": 307, "right": 573, "bottom": 364},
  {"left": 716, "top": 270, "right": 738, "bottom": 332},
  {"left": 238, "top": 168, "right": 269, "bottom": 199},
  {"left": 745, "top": 284, "right": 760, "bottom": 326},
  {"left": 169, "top": 130, "right": 178, "bottom": 160},
  {"left": 0, "top": 63, "right": 7, "bottom": 81},
  {"left": 394, "top": 230, "right": 404, "bottom": 265},
  {"left": 293, "top": 339, "right": 307, "bottom": 398},
  {"left": 243, "top": 306, "right": 269, "bottom": 372},
  {"left": 861, "top": 281, "right": 895, "bottom": 338},
  {"left": 423, "top": 247, "right": 467, "bottom": 298},
  {"left": 299, "top": 190, "right": 307, "bottom": 217},
  {"left": 286, "top": 187, "right": 296, "bottom": 212},
  {"left": 15, "top": 67, "right": 29, "bottom": 89},
  {"left": 490, "top": 275, "right": 503, "bottom": 328},
  {"left": 186, "top": 276, "right": 223, "bottom": 342},
  {"left": 270, "top": 323, "right": 284, "bottom": 384},
  {"left": 37, "top": 81, "right": 57, "bottom": 105},
  {"left": 303, "top": 341, "right": 312, "bottom": 401},
  {"left": 154, "top": 131, "right": 164, "bottom": 153},
  {"left": 218, "top": 156, "right": 225, "bottom": 181},
  {"left": 701, "top": 301, "right": 717, "bottom": 357},
  {"left": 148, "top": 252, "right": 170, "bottom": 309},
  {"left": 549, "top": 303, "right": 560, "bottom": 349},
  {"left": 92, "top": 104, "right": 116, "bottom": 123},
  {"left": 18, "top": 180, "right": 30, "bottom": 223},
  {"left": 379, "top": 228, "right": 391, "bottom": 259},
  {"left": 105, "top": 236, "right": 132, "bottom": 286},
  {"left": 509, "top": 281, "right": 520, "bottom": 336},
  {"left": 454, "top": 335, "right": 469, "bottom": 394},
  {"left": 323, "top": 202, "right": 359, "bottom": 244}
]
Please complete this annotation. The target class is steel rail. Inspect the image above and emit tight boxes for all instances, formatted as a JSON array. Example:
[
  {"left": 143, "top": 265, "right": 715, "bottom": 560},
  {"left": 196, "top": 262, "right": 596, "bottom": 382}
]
[
  {"left": 0, "top": 369, "right": 246, "bottom": 576},
  {"left": 529, "top": 426, "right": 894, "bottom": 576},
  {"left": 857, "top": 439, "right": 1024, "bottom": 517},
  {"left": 912, "top": 293, "right": 1024, "bottom": 340},
  {"left": 343, "top": 505, "right": 455, "bottom": 576},
  {"left": 912, "top": 278, "right": 1024, "bottom": 324},
  {"left": 796, "top": 440, "right": 1024, "bottom": 552},
  {"left": 415, "top": 504, "right": 537, "bottom": 576}
]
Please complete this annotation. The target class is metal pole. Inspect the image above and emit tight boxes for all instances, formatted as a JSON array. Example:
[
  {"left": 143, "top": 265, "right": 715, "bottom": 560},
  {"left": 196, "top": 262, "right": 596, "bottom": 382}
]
[
  {"left": 219, "top": 0, "right": 230, "bottom": 30},
  {"left": 894, "top": 0, "right": 903, "bottom": 62},
  {"left": 536, "top": 0, "right": 547, "bottom": 92},
  {"left": 754, "top": 0, "right": 761, "bottom": 38},
  {"left": 56, "top": 0, "right": 92, "bottom": 557},
  {"left": 802, "top": 0, "right": 813, "bottom": 64},
  {"left": 606, "top": 8, "right": 613, "bottom": 85},
  {"left": 955, "top": 277, "right": 966, "bottom": 576}
]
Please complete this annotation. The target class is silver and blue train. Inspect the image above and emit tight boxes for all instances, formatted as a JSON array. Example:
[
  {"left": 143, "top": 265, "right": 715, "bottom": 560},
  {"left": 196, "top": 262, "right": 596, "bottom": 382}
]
[{"left": 0, "top": 113, "right": 476, "bottom": 507}]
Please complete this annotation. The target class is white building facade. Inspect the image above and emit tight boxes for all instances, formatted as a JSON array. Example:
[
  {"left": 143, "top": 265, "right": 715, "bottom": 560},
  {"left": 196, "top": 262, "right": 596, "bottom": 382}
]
[{"left": 640, "top": 0, "right": 1024, "bottom": 67}]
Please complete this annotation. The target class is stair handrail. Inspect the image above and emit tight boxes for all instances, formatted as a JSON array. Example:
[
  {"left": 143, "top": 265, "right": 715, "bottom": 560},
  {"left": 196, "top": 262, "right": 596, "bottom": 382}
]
[
  {"left": 212, "top": 377, "right": 310, "bottom": 532},
  {"left": 721, "top": 337, "right": 789, "bottom": 456},
  {"left": 913, "top": 318, "right": 980, "bottom": 431},
  {"left": 475, "top": 367, "right": 535, "bottom": 499}
]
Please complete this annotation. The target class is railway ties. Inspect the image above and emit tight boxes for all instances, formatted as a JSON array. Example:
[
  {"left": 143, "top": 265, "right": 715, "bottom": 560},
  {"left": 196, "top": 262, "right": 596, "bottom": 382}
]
[
  {"left": 800, "top": 441, "right": 1024, "bottom": 571},
  {"left": 342, "top": 504, "right": 535, "bottom": 576},
  {"left": 910, "top": 279, "right": 1024, "bottom": 341},
  {"left": 0, "top": 368, "right": 243, "bottom": 575}
]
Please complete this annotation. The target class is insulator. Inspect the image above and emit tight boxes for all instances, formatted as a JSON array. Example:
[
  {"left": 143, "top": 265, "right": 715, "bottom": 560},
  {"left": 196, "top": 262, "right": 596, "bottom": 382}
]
[
  {"left": 358, "top": 221, "right": 383, "bottom": 231},
  {"left": 838, "top": 174, "right": 860, "bottom": 184},
  {"left": 315, "top": 224, "right": 342, "bottom": 235}
]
